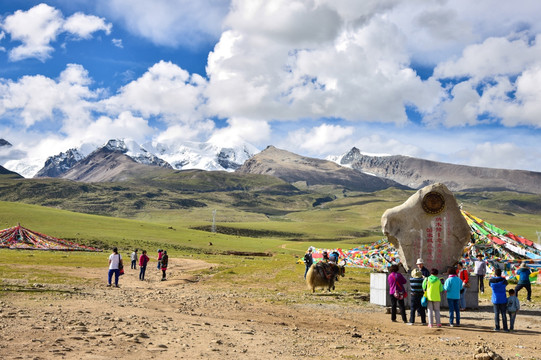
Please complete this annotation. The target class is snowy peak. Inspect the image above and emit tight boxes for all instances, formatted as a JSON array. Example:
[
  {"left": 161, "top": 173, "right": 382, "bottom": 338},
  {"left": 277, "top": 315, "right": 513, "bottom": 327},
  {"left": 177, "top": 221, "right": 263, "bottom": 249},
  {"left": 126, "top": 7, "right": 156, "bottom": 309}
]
[
  {"left": 102, "top": 139, "right": 172, "bottom": 169},
  {"left": 35, "top": 148, "right": 85, "bottom": 178},
  {"left": 30, "top": 138, "right": 259, "bottom": 179},
  {"left": 340, "top": 147, "right": 362, "bottom": 165},
  {"left": 143, "top": 141, "right": 258, "bottom": 172}
]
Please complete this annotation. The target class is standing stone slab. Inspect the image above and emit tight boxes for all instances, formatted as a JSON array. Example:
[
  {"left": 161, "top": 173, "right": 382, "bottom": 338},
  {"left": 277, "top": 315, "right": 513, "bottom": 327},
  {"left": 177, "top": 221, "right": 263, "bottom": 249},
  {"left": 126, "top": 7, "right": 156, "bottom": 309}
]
[{"left": 381, "top": 183, "right": 470, "bottom": 273}]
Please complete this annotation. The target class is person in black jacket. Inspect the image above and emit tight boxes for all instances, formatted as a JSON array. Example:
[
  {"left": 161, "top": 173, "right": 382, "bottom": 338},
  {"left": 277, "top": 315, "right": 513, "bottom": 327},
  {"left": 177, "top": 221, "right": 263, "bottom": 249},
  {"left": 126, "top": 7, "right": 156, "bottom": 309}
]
[
  {"left": 161, "top": 250, "right": 169, "bottom": 281},
  {"left": 303, "top": 248, "right": 313, "bottom": 279}
]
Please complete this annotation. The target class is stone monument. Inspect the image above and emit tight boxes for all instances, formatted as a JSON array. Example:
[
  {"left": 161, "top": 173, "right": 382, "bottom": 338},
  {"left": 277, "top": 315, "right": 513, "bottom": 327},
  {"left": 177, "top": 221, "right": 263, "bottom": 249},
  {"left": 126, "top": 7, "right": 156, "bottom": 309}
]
[{"left": 381, "top": 183, "right": 470, "bottom": 273}]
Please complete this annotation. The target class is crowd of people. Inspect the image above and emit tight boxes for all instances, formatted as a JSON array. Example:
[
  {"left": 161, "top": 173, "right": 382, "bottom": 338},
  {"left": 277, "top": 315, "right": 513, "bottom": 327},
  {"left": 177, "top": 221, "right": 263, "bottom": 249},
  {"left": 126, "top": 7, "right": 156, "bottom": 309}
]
[
  {"left": 387, "top": 257, "right": 534, "bottom": 332},
  {"left": 107, "top": 248, "right": 170, "bottom": 287}
]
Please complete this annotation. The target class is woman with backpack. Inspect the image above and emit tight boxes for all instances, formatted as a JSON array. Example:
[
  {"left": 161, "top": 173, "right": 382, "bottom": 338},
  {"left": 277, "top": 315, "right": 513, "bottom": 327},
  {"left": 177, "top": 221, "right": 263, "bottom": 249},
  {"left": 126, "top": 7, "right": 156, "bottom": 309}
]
[{"left": 388, "top": 264, "right": 408, "bottom": 323}]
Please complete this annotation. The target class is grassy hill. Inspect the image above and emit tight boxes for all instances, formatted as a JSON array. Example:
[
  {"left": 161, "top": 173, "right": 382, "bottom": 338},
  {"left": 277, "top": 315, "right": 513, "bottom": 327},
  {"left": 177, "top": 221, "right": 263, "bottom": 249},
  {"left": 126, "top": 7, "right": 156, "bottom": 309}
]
[{"left": 1, "top": 179, "right": 541, "bottom": 301}]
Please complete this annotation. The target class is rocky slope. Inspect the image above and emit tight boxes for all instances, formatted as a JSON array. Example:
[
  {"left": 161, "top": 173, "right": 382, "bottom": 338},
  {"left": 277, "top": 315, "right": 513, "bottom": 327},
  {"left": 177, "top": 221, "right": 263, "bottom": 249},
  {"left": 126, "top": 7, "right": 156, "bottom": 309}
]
[
  {"left": 237, "top": 146, "right": 407, "bottom": 192},
  {"left": 335, "top": 147, "right": 541, "bottom": 194},
  {"left": 60, "top": 147, "right": 164, "bottom": 182}
]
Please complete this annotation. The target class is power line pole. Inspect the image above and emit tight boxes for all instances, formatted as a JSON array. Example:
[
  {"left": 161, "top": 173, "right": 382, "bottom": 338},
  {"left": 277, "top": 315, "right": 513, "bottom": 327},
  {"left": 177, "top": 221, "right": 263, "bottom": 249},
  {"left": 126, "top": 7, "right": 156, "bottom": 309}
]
[{"left": 212, "top": 209, "right": 216, "bottom": 233}]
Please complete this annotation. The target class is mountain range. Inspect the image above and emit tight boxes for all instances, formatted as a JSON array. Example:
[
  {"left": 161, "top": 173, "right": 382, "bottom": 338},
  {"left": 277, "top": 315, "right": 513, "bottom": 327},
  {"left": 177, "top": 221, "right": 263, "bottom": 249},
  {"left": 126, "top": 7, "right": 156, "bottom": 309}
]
[
  {"left": 237, "top": 146, "right": 405, "bottom": 192},
  {"left": 329, "top": 147, "right": 541, "bottom": 194},
  {"left": 2, "top": 138, "right": 541, "bottom": 195},
  {"left": 3, "top": 138, "right": 257, "bottom": 179}
]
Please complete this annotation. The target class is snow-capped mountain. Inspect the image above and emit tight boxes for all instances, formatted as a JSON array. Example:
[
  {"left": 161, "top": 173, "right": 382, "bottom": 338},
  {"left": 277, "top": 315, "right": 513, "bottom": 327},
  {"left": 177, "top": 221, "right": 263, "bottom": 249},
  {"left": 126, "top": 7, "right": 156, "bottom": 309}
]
[
  {"left": 143, "top": 140, "right": 258, "bottom": 172},
  {"left": 19, "top": 138, "right": 260, "bottom": 179},
  {"left": 35, "top": 148, "right": 86, "bottom": 178},
  {"left": 102, "top": 139, "right": 172, "bottom": 169}
]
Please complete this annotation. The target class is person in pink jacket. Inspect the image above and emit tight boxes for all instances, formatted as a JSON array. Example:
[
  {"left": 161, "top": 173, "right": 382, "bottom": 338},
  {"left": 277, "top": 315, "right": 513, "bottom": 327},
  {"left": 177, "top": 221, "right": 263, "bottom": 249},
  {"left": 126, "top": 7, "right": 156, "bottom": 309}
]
[{"left": 388, "top": 264, "right": 408, "bottom": 323}]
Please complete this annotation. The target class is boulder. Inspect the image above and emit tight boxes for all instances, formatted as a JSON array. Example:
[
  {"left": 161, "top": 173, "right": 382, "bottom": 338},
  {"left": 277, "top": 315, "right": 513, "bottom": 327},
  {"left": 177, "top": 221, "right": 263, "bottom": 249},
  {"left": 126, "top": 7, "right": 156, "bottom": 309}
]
[{"left": 381, "top": 183, "right": 470, "bottom": 273}]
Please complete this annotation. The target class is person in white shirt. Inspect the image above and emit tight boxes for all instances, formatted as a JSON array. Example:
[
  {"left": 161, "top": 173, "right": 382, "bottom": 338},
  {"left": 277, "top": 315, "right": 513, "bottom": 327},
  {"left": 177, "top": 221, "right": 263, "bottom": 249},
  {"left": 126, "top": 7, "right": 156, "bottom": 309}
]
[
  {"left": 473, "top": 254, "right": 487, "bottom": 293},
  {"left": 130, "top": 249, "right": 138, "bottom": 269},
  {"left": 108, "top": 247, "right": 122, "bottom": 287}
]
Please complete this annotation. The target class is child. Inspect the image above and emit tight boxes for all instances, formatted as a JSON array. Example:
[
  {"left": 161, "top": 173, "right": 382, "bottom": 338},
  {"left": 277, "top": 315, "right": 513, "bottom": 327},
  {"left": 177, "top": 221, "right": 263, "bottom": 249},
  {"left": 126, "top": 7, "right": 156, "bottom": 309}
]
[{"left": 507, "top": 289, "right": 520, "bottom": 331}]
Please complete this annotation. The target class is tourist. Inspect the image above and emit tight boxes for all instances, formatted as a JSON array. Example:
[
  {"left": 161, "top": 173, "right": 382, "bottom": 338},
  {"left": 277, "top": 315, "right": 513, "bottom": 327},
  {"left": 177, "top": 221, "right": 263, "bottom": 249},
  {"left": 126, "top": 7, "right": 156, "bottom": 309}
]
[
  {"left": 416, "top": 258, "right": 430, "bottom": 277},
  {"left": 444, "top": 266, "right": 463, "bottom": 327},
  {"left": 423, "top": 268, "right": 443, "bottom": 328},
  {"left": 322, "top": 251, "right": 329, "bottom": 262},
  {"left": 514, "top": 262, "right": 532, "bottom": 302},
  {"left": 489, "top": 268, "right": 509, "bottom": 332},
  {"left": 157, "top": 249, "right": 163, "bottom": 270},
  {"left": 161, "top": 250, "right": 169, "bottom": 281},
  {"left": 457, "top": 262, "right": 469, "bottom": 310},
  {"left": 474, "top": 254, "right": 487, "bottom": 293},
  {"left": 107, "top": 247, "right": 122, "bottom": 288},
  {"left": 388, "top": 264, "right": 408, "bottom": 323},
  {"left": 139, "top": 250, "right": 149, "bottom": 281},
  {"left": 303, "top": 248, "right": 314, "bottom": 279},
  {"left": 506, "top": 289, "right": 520, "bottom": 331},
  {"left": 407, "top": 268, "right": 426, "bottom": 325},
  {"left": 329, "top": 250, "right": 339, "bottom": 264},
  {"left": 130, "top": 249, "right": 138, "bottom": 269}
]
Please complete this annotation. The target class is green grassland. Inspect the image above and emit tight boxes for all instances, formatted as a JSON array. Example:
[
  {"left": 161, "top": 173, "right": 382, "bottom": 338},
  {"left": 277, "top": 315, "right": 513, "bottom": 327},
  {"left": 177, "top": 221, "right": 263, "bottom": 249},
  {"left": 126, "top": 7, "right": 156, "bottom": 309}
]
[{"left": 1, "top": 172, "right": 541, "bottom": 301}]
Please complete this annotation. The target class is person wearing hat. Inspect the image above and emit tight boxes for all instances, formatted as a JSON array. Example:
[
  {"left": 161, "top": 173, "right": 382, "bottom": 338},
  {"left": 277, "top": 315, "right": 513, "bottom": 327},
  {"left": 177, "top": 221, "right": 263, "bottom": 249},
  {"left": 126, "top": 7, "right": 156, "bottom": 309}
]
[
  {"left": 407, "top": 268, "right": 426, "bottom": 325},
  {"left": 303, "top": 248, "right": 314, "bottom": 279},
  {"left": 514, "top": 262, "right": 532, "bottom": 301},
  {"left": 416, "top": 258, "right": 430, "bottom": 278},
  {"left": 474, "top": 254, "right": 487, "bottom": 293}
]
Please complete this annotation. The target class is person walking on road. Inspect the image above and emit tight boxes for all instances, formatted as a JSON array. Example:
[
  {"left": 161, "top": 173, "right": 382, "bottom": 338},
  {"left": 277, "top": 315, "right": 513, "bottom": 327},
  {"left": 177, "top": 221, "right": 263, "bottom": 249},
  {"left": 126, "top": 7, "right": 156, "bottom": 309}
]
[
  {"left": 130, "top": 249, "right": 138, "bottom": 269},
  {"left": 161, "top": 250, "right": 169, "bottom": 281},
  {"left": 139, "top": 250, "right": 149, "bottom": 281},
  {"left": 107, "top": 247, "right": 122, "bottom": 288}
]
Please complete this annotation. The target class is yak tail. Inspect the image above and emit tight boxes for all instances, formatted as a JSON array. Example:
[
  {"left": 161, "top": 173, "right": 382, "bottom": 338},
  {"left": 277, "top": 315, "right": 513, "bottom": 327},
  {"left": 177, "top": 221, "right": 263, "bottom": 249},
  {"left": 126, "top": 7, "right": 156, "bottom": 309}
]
[{"left": 306, "top": 264, "right": 316, "bottom": 291}]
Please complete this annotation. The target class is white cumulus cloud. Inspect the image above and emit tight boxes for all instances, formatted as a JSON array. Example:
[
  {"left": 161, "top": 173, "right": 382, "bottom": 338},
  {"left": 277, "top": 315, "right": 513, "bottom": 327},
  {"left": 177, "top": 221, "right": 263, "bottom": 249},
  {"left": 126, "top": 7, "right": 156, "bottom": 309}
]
[
  {"left": 1, "top": 3, "right": 112, "bottom": 61},
  {"left": 283, "top": 124, "right": 354, "bottom": 155},
  {"left": 98, "top": 0, "right": 229, "bottom": 48},
  {"left": 101, "top": 60, "right": 207, "bottom": 124},
  {"left": 63, "top": 12, "right": 112, "bottom": 39}
]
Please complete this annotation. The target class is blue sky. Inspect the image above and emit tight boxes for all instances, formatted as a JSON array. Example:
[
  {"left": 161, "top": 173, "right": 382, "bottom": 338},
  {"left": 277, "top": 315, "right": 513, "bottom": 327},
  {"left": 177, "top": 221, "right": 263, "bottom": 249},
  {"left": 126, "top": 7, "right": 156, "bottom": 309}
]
[{"left": 1, "top": 0, "right": 541, "bottom": 175}]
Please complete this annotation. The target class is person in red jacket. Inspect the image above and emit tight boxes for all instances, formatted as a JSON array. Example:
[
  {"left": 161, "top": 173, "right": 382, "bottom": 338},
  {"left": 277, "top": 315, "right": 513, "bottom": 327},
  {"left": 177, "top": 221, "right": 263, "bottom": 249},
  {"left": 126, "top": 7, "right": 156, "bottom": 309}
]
[
  {"left": 457, "top": 262, "right": 469, "bottom": 310},
  {"left": 139, "top": 250, "right": 150, "bottom": 281}
]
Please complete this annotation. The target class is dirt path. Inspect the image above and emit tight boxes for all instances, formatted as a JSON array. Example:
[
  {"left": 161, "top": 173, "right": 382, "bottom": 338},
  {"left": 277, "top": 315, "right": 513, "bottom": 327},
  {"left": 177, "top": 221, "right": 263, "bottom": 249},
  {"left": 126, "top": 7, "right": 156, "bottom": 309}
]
[{"left": 1, "top": 258, "right": 540, "bottom": 359}]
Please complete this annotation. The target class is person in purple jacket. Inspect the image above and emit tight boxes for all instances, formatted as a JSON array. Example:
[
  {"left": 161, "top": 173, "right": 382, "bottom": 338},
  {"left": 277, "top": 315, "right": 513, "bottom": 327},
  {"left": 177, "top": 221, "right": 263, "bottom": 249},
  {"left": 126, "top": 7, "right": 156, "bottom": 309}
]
[{"left": 388, "top": 264, "right": 408, "bottom": 323}]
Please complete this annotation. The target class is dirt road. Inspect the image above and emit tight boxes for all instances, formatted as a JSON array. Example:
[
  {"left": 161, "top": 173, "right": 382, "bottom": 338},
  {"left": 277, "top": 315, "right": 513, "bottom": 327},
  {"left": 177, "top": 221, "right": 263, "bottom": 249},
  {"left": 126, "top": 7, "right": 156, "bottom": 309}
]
[{"left": 1, "top": 258, "right": 540, "bottom": 359}]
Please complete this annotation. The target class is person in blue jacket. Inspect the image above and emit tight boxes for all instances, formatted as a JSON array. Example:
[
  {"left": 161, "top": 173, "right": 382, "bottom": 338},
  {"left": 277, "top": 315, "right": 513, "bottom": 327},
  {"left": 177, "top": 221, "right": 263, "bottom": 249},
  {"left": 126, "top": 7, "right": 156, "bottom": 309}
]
[
  {"left": 443, "top": 266, "right": 463, "bottom": 327},
  {"left": 514, "top": 262, "right": 532, "bottom": 301},
  {"left": 489, "top": 268, "right": 509, "bottom": 332}
]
